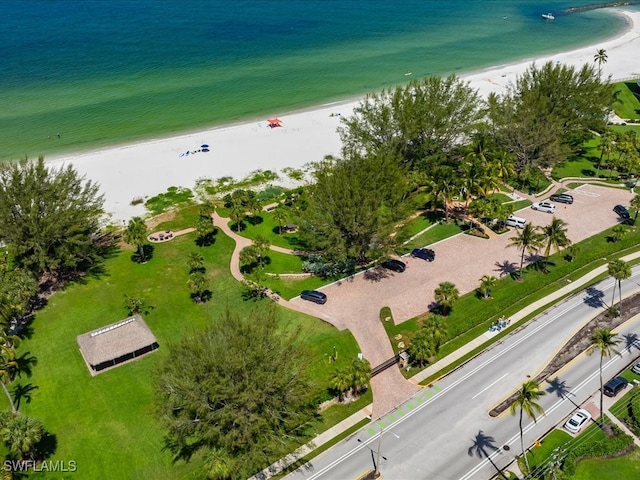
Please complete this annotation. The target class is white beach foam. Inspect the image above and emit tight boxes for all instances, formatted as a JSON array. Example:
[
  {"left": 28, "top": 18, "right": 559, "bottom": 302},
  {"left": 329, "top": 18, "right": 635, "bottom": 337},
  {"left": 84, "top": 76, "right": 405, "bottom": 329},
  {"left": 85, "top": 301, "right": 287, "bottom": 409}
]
[{"left": 48, "top": 10, "right": 640, "bottom": 224}]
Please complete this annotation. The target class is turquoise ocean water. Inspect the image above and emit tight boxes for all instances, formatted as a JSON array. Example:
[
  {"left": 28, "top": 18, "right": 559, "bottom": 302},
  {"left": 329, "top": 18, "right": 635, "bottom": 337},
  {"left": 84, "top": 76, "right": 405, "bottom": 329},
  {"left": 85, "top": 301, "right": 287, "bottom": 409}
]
[{"left": 0, "top": 0, "right": 633, "bottom": 160}]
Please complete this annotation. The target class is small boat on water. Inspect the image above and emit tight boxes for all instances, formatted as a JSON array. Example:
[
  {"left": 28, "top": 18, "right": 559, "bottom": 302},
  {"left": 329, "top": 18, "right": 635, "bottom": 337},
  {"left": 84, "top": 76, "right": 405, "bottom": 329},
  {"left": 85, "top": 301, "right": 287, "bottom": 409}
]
[
  {"left": 404, "top": 72, "right": 412, "bottom": 76},
  {"left": 542, "top": 12, "right": 555, "bottom": 20}
]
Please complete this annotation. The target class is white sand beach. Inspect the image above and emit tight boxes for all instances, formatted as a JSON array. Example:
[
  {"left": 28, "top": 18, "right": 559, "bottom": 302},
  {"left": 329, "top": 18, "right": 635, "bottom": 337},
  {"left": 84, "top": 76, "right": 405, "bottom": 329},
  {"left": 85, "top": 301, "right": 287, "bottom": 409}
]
[{"left": 49, "top": 10, "right": 640, "bottom": 224}]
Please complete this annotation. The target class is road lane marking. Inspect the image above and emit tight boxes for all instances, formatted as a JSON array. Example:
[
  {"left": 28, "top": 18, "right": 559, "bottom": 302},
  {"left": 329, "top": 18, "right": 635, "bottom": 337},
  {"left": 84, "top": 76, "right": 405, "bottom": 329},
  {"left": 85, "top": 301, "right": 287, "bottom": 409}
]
[
  {"left": 299, "top": 273, "right": 640, "bottom": 480},
  {"left": 472, "top": 373, "right": 509, "bottom": 399},
  {"left": 458, "top": 342, "right": 639, "bottom": 480}
]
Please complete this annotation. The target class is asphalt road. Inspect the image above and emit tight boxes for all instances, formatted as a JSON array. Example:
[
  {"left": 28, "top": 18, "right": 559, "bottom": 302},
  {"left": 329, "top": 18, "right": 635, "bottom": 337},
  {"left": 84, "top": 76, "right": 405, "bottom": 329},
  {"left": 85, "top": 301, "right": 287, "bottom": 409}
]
[{"left": 286, "top": 267, "right": 640, "bottom": 480}]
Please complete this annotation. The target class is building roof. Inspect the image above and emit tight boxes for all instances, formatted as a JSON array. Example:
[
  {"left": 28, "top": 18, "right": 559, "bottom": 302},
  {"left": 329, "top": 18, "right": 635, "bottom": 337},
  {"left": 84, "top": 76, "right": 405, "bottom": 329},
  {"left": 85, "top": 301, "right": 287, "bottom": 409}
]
[{"left": 77, "top": 315, "right": 157, "bottom": 367}]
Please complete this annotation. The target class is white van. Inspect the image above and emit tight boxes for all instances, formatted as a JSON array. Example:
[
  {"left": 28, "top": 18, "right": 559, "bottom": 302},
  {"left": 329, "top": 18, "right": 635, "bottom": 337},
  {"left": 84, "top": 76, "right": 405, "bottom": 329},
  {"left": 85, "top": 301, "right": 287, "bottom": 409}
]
[{"left": 506, "top": 215, "right": 527, "bottom": 228}]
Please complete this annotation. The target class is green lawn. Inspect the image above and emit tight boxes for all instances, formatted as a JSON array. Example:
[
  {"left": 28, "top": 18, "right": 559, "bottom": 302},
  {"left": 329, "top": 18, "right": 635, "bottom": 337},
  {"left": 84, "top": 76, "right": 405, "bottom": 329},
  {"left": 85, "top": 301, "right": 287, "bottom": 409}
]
[
  {"left": 573, "top": 448, "right": 640, "bottom": 479},
  {"left": 613, "top": 82, "right": 640, "bottom": 121},
  {"left": 263, "top": 249, "right": 305, "bottom": 274},
  {"left": 17, "top": 215, "right": 361, "bottom": 478},
  {"left": 397, "top": 221, "right": 463, "bottom": 254},
  {"left": 522, "top": 429, "right": 572, "bottom": 472},
  {"left": 234, "top": 210, "right": 307, "bottom": 250}
]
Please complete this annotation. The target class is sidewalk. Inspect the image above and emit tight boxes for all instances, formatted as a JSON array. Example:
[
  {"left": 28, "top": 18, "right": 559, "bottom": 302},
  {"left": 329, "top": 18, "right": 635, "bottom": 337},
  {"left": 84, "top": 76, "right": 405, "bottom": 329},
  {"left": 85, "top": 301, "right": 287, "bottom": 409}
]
[{"left": 260, "top": 249, "right": 640, "bottom": 480}]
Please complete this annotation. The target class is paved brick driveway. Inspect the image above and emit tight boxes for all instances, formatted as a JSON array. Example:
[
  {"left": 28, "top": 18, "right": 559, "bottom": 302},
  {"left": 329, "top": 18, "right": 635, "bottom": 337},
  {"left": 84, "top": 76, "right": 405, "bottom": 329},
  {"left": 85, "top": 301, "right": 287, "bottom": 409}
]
[{"left": 289, "top": 184, "right": 633, "bottom": 417}]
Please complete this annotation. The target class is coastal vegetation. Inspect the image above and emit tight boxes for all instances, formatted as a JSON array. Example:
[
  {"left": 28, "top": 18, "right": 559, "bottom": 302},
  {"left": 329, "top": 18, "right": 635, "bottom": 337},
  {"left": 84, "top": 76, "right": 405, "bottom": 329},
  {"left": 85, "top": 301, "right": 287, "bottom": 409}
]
[{"left": 0, "top": 61, "right": 638, "bottom": 478}]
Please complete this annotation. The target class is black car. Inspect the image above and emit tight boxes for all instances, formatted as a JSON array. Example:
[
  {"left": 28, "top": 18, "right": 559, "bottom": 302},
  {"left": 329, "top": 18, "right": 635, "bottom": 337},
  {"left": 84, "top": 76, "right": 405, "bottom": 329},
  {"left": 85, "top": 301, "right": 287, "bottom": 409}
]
[
  {"left": 549, "top": 193, "right": 574, "bottom": 204},
  {"left": 381, "top": 259, "right": 406, "bottom": 273},
  {"left": 300, "top": 290, "right": 327, "bottom": 305},
  {"left": 411, "top": 248, "right": 436, "bottom": 261},
  {"left": 613, "top": 204, "right": 630, "bottom": 219},
  {"left": 603, "top": 376, "right": 628, "bottom": 397}
]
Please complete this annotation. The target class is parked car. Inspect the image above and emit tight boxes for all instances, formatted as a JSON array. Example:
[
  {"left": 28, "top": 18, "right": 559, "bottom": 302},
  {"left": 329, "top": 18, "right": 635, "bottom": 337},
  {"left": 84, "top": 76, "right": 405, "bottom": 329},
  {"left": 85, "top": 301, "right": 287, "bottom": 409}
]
[
  {"left": 381, "top": 259, "right": 406, "bottom": 273},
  {"left": 564, "top": 408, "right": 592, "bottom": 433},
  {"left": 300, "top": 290, "right": 327, "bottom": 305},
  {"left": 531, "top": 201, "right": 556, "bottom": 213},
  {"left": 603, "top": 376, "right": 628, "bottom": 397},
  {"left": 505, "top": 215, "right": 527, "bottom": 228},
  {"left": 411, "top": 248, "right": 435, "bottom": 261},
  {"left": 631, "top": 361, "right": 640, "bottom": 375},
  {"left": 550, "top": 193, "right": 574, "bottom": 204},
  {"left": 613, "top": 204, "right": 631, "bottom": 219}
]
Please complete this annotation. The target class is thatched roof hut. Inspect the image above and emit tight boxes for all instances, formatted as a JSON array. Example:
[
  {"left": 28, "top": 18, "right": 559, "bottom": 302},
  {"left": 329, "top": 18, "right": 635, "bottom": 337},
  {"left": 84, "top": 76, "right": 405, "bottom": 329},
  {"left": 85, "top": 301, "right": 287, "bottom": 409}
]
[{"left": 77, "top": 315, "right": 158, "bottom": 375}]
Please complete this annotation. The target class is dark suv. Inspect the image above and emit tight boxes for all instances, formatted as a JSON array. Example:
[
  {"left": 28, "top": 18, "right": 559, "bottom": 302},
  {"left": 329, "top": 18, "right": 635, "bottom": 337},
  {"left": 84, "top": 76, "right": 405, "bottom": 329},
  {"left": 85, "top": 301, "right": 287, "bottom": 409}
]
[
  {"left": 300, "top": 290, "right": 327, "bottom": 305},
  {"left": 613, "top": 204, "right": 630, "bottom": 219},
  {"left": 411, "top": 248, "right": 436, "bottom": 261},
  {"left": 381, "top": 259, "right": 406, "bottom": 273},
  {"left": 603, "top": 376, "right": 628, "bottom": 397},
  {"left": 550, "top": 193, "right": 574, "bottom": 204}
]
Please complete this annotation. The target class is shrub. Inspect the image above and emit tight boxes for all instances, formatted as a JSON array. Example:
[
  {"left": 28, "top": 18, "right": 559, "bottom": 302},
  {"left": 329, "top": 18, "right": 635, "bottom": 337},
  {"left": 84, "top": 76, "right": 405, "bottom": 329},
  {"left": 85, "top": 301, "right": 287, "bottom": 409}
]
[{"left": 562, "top": 424, "right": 633, "bottom": 475}]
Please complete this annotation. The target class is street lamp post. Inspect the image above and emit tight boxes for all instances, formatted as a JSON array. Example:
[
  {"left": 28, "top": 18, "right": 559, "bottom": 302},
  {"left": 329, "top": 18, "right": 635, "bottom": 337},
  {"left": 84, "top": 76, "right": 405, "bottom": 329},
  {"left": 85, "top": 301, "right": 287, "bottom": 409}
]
[{"left": 374, "top": 426, "right": 384, "bottom": 478}]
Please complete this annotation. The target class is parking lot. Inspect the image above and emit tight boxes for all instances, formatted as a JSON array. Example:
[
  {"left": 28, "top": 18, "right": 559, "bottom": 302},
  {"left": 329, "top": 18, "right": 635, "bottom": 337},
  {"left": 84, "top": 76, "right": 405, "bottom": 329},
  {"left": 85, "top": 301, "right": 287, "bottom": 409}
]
[{"left": 289, "top": 183, "right": 633, "bottom": 416}]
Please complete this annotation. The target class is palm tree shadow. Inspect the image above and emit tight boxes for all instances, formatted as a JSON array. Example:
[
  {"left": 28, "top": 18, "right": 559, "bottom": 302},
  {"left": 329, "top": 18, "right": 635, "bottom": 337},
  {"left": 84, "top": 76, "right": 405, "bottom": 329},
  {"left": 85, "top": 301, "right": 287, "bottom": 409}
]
[
  {"left": 494, "top": 260, "right": 517, "bottom": 278},
  {"left": 467, "top": 430, "right": 507, "bottom": 479},
  {"left": 584, "top": 287, "right": 606, "bottom": 309},
  {"left": 546, "top": 376, "right": 580, "bottom": 409},
  {"left": 623, "top": 333, "right": 640, "bottom": 353},
  {"left": 12, "top": 383, "right": 39, "bottom": 410}
]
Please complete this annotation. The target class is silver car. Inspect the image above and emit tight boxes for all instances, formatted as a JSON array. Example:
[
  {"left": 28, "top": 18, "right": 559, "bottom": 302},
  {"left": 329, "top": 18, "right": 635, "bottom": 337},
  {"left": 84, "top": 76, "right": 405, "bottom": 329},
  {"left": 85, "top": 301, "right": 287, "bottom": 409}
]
[
  {"left": 564, "top": 409, "right": 591, "bottom": 433},
  {"left": 532, "top": 201, "right": 556, "bottom": 214}
]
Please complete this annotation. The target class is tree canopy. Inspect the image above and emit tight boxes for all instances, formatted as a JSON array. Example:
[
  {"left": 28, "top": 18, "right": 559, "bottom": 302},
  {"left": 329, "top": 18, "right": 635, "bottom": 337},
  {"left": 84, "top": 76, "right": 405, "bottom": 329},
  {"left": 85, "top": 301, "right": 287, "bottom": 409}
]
[
  {"left": 299, "top": 151, "right": 409, "bottom": 263},
  {"left": 154, "top": 306, "right": 316, "bottom": 478},
  {"left": 491, "top": 62, "right": 616, "bottom": 173},
  {"left": 339, "top": 74, "right": 484, "bottom": 169},
  {"left": 0, "top": 157, "right": 104, "bottom": 279}
]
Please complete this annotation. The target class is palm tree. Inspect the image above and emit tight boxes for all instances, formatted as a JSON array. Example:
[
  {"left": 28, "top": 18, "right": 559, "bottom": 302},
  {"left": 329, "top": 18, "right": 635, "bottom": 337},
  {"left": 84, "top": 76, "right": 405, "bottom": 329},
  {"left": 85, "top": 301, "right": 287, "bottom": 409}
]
[
  {"left": 348, "top": 358, "right": 371, "bottom": 396},
  {"left": 330, "top": 368, "right": 352, "bottom": 401},
  {"left": 187, "top": 271, "right": 209, "bottom": 303},
  {"left": 508, "top": 223, "right": 544, "bottom": 279},
  {"left": 596, "top": 131, "right": 614, "bottom": 178},
  {"left": 540, "top": 217, "right": 570, "bottom": 267},
  {"left": 434, "top": 281, "right": 459, "bottom": 315},
  {"left": 1, "top": 414, "right": 45, "bottom": 460},
  {"left": 423, "top": 314, "right": 448, "bottom": 352},
  {"left": 587, "top": 329, "right": 620, "bottom": 426},
  {"left": 430, "top": 166, "right": 458, "bottom": 222},
  {"left": 0, "top": 331, "right": 20, "bottom": 414},
  {"left": 188, "top": 252, "right": 205, "bottom": 273},
  {"left": 202, "top": 447, "right": 232, "bottom": 480},
  {"left": 489, "top": 151, "right": 517, "bottom": 190},
  {"left": 123, "top": 217, "right": 148, "bottom": 262},
  {"left": 409, "top": 328, "right": 435, "bottom": 367},
  {"left": 607, "top": 259, "right": 632, "bottom": 315},
  {"left": 239, "top": 245, "right": 261, "bottom": 271},
  {"left": 630, "top": 194, "right": 640, "bottom": 225},
  {"left": 593, "top": 48, "right": 608, "bottom": 77},
  {"left": 609, "top": 224, "right": 627, "bottom": 243},
  {"left": 229, "top": 203, "right": 245, "bottom": 232},
  {"left": 478, "top": 275, "right": 497, "bottom": 299},
  {"left": 509, "top": 380, "right": 546, "bottom": 475},
  {"left": 272, "top": 205, "right": 288, "bottom": 234},
  {"left": 253, "top": 235, "right": 271, "bottom": 269}
]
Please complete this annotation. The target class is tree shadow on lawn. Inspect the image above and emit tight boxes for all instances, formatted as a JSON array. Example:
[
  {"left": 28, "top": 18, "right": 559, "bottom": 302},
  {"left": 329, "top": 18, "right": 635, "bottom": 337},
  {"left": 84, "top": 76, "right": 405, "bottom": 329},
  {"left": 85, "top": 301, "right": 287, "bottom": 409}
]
[
  {"left": 247, "top": 215, "right": 264, "bottom": 226},
  {"left": 12, "top": 382, "right": 39, "bottom": 411},
  {"left": 195, "top": 228, "right": 218, "bottom": 247},
  {"left": 131, "top": 244, "right": 154, "bottom": 263}
]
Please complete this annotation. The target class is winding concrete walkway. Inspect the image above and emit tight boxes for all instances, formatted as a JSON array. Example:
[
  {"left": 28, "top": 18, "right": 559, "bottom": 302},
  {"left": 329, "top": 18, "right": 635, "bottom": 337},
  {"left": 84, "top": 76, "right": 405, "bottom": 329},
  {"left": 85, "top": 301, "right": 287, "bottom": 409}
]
[{"left": 211, "top": 210, "right": 419, "bottom": 417}]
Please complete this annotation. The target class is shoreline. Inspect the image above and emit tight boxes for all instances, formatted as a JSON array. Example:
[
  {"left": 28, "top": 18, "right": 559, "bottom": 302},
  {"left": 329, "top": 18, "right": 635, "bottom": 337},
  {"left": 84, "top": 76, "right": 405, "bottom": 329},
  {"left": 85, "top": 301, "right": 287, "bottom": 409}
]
[{"left": 46, "top": 9, "right": 640, "bottom": 224}]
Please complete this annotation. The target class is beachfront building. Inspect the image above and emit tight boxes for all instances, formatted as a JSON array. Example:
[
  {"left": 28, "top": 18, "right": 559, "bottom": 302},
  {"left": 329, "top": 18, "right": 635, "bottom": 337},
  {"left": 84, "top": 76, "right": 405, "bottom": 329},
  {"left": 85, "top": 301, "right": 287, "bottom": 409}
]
[{"left": 77, "top": 315, "right": 159, "bottom": 375}]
